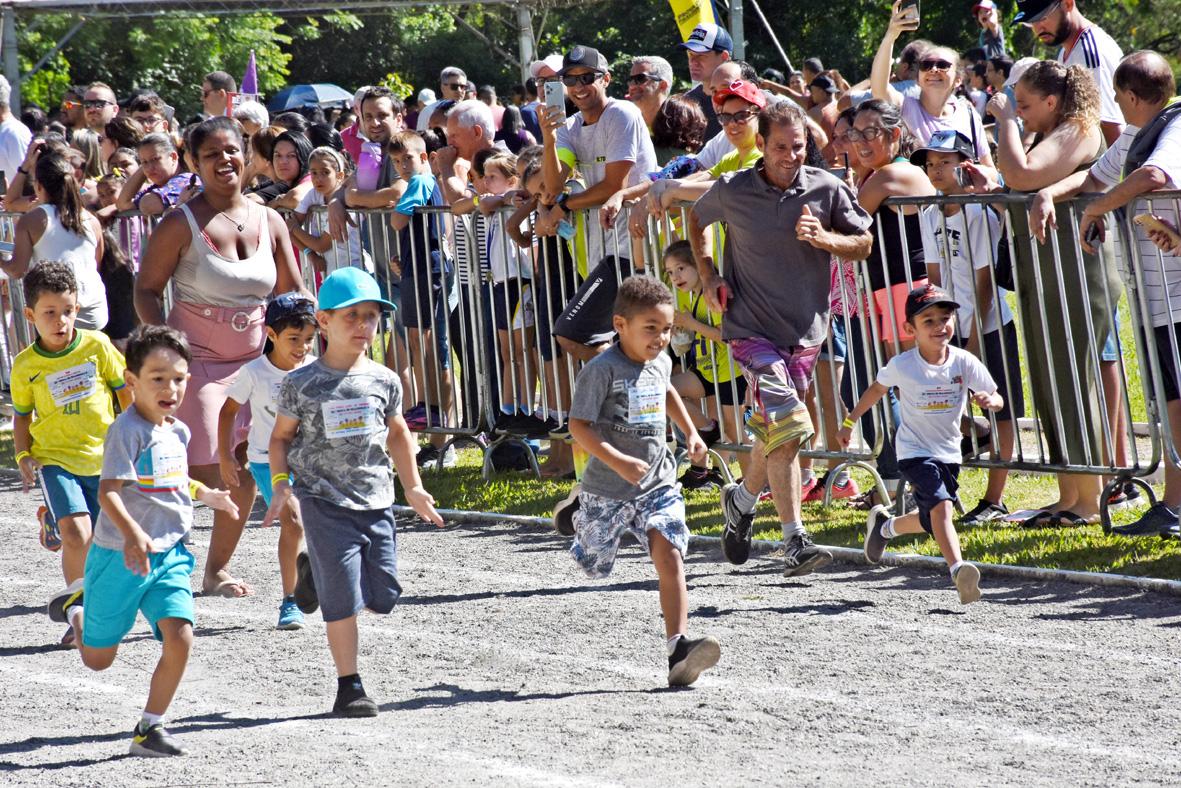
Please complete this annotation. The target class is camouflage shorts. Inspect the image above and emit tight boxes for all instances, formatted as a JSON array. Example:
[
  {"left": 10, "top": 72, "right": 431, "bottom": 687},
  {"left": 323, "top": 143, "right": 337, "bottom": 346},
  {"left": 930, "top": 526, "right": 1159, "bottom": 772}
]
[{"left": 571, "top": 485, "right": 689, "bottom": 579}]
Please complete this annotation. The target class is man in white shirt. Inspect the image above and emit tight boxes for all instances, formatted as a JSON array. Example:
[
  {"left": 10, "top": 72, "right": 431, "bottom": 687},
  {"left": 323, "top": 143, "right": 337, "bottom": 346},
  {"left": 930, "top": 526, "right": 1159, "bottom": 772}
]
[
  {"left": 0, "top": 76, "right": 31, "bottom": 185},
  {"left": 1013, "top": 0, "right": 1125, "bottom": 144}
]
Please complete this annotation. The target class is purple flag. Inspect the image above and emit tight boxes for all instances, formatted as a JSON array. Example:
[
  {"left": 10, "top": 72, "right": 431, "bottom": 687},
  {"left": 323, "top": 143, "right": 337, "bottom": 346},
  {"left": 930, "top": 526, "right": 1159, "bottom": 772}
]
[{"left": 241, "top": 50, "right": 258, "bottom": 95}]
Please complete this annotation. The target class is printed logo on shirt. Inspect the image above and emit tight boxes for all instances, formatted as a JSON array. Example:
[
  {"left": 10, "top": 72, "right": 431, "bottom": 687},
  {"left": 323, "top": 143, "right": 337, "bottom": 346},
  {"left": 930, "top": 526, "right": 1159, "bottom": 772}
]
[
  {"left": 322, "top": 398, "right": 377, "bottom": 439},
  {"left": 136, "top": 440, "right": 188, "bottom": 493},
  {"left": 627, "top": 381, "right": 665, "bottom": 425},
  {"left": 28, "top": 372, "right": 41, "bottom": 383},
  {"left": 917, "top": 384, "right": 960, "bottom": 413}
]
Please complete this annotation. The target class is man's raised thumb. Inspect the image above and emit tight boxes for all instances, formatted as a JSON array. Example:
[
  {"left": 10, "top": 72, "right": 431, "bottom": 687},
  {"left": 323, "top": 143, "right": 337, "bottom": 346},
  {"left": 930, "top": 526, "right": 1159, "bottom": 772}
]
[{"left": 801, "top": 205, "right": 813, "bottom": 217}]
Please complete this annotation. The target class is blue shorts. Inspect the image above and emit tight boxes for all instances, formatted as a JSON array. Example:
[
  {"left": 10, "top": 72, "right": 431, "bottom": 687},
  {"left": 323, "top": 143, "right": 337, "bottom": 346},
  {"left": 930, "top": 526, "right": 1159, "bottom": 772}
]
[
  {"left": 571, "top": 485, "right": 689, "bottom": 579},
  {"left": 1101, "top": 310, "right": 1121, "bottom": 362},
  {"left": 817, "top": 316, "right": 848, "bottom": 363},
  {"left": 300, "top": 496, "right": 402, "bottom": 622},
  {"left": 897, "top": 457, "right": 960, "bottom": 535},
  {"left": 82, "top": 540, "right": 195, "bottom": 649},
  {"left": 40, "top": 465, "right": 100, "bottom": 526},
  {"left": 248, "top": 461, "right": 296, "bottom": 507}
]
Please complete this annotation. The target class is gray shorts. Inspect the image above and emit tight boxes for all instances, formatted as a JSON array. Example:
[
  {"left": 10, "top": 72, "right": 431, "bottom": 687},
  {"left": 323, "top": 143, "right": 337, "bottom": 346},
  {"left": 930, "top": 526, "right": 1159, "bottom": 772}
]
[
  {"left": 299, "top": 496, "right": 402, "bottom": 622},
  {"left": 571, "top": 485, "right": 689, "bottom": 579}
]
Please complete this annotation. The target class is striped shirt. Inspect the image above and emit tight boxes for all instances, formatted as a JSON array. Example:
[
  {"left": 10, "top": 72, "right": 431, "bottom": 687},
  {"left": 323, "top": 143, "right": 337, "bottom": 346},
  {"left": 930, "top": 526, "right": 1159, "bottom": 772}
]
[{"left": 1058, "top": 24, "right": 1125, "bottom": 128}]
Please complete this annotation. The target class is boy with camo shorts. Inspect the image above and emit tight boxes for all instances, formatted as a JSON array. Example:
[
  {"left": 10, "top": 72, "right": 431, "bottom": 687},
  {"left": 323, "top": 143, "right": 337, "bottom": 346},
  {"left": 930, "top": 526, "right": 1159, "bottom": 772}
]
[{"left": 555, "top": 275, "right": 721, "bottom": 687}]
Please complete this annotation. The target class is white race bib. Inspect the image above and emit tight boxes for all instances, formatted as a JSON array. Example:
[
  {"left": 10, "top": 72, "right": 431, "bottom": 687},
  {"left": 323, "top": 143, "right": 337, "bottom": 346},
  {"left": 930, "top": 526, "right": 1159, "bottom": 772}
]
[
  {"left": 916, "top": 383, "right": 959, "bottom": 414},
  {"left": 45, "top": 361, "right": 97, "bottom": 409},
  {"left": 322, "top": 398, "right": 376, "bottom": 439},
  {"left": 627, "top": 381, "right": 664, "bottom": 425},
  {"left": 147, "top": 441, "right": 187, "bottom": 490}
]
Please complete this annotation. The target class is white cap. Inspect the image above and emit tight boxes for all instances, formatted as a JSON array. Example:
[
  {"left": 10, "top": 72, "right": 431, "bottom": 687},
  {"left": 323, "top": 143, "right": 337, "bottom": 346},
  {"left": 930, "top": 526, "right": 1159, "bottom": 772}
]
[
  {"left": 529, "top": 54, "right": 564, "bottom": 80},
  {"left": 1004, "top": 56, "right": 1039, "bottom": 88},
  {"left": 417, "top": 88, "right": 436, "bottom": 104}
]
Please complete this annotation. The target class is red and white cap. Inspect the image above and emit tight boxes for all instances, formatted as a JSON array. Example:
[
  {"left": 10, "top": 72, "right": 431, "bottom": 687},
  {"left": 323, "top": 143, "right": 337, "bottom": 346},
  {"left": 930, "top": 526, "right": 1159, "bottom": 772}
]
[
  {"left": 972, "top": 0, "right": 997, "bottom": 12},
  {"left": 712, "top": 80, "right": 767, "bottom": 109}
]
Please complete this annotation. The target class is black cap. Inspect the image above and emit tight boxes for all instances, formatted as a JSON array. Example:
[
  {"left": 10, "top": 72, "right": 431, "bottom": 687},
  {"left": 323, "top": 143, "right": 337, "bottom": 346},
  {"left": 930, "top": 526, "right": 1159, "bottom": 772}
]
[
  {"left": 559, "top": 45, "right": 609, "bottom": 76},
  {"left": 265, "top": 291, "right": 316, "bottom": 327},
  {"left": 809, "top": 74, "right": 838, "bottom": 93},
  {"left": 1012, "top": 0, "right": 1058, "bottom": 25},
  {"left": 905, "top": 284, "right": 960, "bottom": 321},
  {"left": 909, "top": 129, "right": 976, "bottom": 167}
]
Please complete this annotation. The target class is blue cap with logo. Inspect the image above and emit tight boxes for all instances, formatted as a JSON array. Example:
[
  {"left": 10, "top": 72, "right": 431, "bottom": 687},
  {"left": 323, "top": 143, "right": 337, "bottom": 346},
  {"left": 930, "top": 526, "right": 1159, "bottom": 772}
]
[
  {"left": 678, "top": 23, "right": 734, "bottom": 54},
  {"left": 909, "top": 129, "right": 976, "bottom": 167},
  {"left": 316, "top": 267, "right": 396, "bottom": 312}
]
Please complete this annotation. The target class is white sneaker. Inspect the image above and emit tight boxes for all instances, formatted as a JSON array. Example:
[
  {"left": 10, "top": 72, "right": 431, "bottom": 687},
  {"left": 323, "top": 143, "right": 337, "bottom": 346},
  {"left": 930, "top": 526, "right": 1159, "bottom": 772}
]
[{"left": 953, "top": 563, "right": 981, "bottom": 605}]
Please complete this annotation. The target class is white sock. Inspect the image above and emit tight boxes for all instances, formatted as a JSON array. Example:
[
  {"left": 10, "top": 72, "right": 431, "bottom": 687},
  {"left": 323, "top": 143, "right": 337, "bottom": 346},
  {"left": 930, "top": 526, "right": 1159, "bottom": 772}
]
[
  {"left": 782, "top": 520, "right": 805, "bottom": 541},
  {"left": 833, "top": 468, "right": 851, "bottom": 486},
  {"left": 666, "top": 634, "right": 683, "bottom": 655},
  {"left": 801, "top": 468, "right": 816, "bottom": 485},
  {"left": 67, "top": 604, "right": 84, "bottom": 631},
  {"left": 140, "top": 711, "right": 163, "bottom": 729},
  {"left": 880, "top": 518, "right": 897, "bottom": 539},
  {"left": 949, "top": 561, "right": 964, "bottom": 579},
  {"left": 732, "top": 481, "right": 759, "bottom": 513}
]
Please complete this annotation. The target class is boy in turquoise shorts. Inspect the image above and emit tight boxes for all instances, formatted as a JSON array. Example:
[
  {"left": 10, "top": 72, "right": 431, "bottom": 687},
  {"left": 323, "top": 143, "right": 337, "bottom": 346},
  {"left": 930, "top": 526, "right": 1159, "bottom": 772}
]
[
  {"left": 49, "top": 325, "right": 240, "bottom": 756},
  {"left": 219, "top": 292, "right": 317, "bottom": 631},
  {"left": 266, "top": 267, "right": 444, "bottom": 717},
  {"left": 12, "top": 262, "right": 132, "bottom": 647}
]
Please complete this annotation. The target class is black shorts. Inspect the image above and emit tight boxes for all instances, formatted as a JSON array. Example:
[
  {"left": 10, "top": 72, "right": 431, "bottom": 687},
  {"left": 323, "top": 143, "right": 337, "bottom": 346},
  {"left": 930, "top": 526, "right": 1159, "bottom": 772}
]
[
  {"left": 1146, "top": 322, "right": 1181, "bottom": 402},
  {"left": 898, "top": 457, "right": 959, "bottom": 535},
  {"left": 691, "top": 368, "right": 748, "bottom": 407},
  {"left": 534, "top": 237, "right": 581, "bottom": 361},
  {"left": 552, "top": 256, "right": 633, "bottom": 347},
  {"left": 490, "top": 279, "right": 525, "bottom": 332}
]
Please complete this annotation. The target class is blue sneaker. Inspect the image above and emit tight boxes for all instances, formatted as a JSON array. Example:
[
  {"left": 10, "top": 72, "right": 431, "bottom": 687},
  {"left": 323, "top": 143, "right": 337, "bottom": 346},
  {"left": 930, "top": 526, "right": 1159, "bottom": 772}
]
[{"left": 277, "top": 597, "right": 305, "bottom": 630}]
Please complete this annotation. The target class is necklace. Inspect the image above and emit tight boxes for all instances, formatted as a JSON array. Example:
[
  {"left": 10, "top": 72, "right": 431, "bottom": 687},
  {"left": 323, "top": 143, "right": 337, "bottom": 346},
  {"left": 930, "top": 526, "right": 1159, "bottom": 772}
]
[{"left": 216, "top": 205, "right": 248, "bottom": 232}]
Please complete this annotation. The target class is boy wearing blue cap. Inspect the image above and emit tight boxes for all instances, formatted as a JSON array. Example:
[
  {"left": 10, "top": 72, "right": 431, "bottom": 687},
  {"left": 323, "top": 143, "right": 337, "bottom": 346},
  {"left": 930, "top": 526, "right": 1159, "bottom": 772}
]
[{"left": 265, "top": 267, "right": 444, "bottom": 717}]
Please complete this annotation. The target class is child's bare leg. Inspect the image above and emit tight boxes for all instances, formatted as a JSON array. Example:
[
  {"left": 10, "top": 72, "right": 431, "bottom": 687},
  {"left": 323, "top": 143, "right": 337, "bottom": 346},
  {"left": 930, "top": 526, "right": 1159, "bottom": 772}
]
[
  {"left": 278, "top": 505, "right": 304, "bottom": 597},
  {"left": 721, "top": 404, "right": 750, "bottom": 476},
  {"left": 326, "top": 616, "right": 359, "bottom": 677},
  {"left": 983, "top": 420, "right": 1015, "bottom": 505},
  {"left": 887, "top": 504, "right": 963, "bottom": 565},
  {"left": 72, "top": 610, "right": 119, "bottom": 670},
  {"left": 648, "top": 529, "right": 688, "bottom": 639},
  {"left": 57, "top": 513, "right": 92, "bottom": 585},
  {"left": 144, "top": 618, "right": 193, "bottom": 716},
  {"left": 497, "top": 328, "right": 515, "bottom": 407}
]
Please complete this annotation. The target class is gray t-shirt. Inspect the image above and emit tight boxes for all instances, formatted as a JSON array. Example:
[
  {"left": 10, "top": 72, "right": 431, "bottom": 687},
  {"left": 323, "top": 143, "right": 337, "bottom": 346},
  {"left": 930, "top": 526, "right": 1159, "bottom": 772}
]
[
  {"left": 277, "top": 358, "right": 403, "bottom": 510},
  {"left": 693, "top": 162, "right": 872, "bottom": 349},
  {"left": 555, "top": 98, "right": 657, "bottom": 263},
  {"left": 568, "top": 345, "right": 676, "bottom": 499},
  {"left": 93, "top": 407, "right": 192, "bottom": 552}
]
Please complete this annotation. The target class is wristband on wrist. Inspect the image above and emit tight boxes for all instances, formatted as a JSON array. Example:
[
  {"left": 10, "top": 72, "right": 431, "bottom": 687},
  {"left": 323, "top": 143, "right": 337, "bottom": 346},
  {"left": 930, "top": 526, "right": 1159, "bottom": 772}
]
[
  {"left": 842, "top": 416, "right": 856, "bottom": 429},
  {"left": 188, "top": 479, "right": 207, "bottom": 499},
  {"left": 15, "top": 450, "right": 31, "bottom": 464},
  {"left": 16, "top": 166, "right": 27, "bottom": 175},
  {"left": 555, "top": 192, "right": 571, "bottom": 215},
  {"left": 271, "top": 473, "right": 290, "bottom": 487}
]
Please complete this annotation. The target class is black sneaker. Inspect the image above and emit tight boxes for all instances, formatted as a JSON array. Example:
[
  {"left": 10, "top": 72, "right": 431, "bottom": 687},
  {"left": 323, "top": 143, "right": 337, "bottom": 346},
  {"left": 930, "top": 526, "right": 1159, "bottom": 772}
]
[
  {"left": 510, "top": 414, "right": 551, "bottom": 438},
  {"left": 1123, "top": 482, "right": 1143, "bottom": 504},
  {"left": 416, "top": 444, "right": 441, "bottom": 467},
  {"left": 333, "top": 680, "right": 378, "bottom": 718},
  {"left": 494, "top": 412, "right": 525, "bottom": 435},
  {"left": 679, "top": 466, "right": 724, "bottom": 490},
  {"left": 720, "top": 483, "right": 755, "bottom": 565},
  {"left": 48, "top": 579, "right": 84, "bottom": 623},
  {"left": 698, "top": 421, "right": 721, "bottom": 448},
  {"left": 959, "top": 499, "right": 1009, "bottom": 526},
  {"left": 864, "top": 505, "right": 891, "bottom": 564},
  {"left": 129, "top": 722, "right": 187, "bottom": 757},
  {"left": 667, "top": 635, "right": 721, "bottom": 687},
  {"left": 552, "top": 484, "right": 581, "bottom": 537},
  {"left": 547, "top": 419, "right": 570, "bottom": 440},
  {"left": 1112, "top": 503, "right": 1179, "bottom": 537},
  {"left": 293, "top": 552, "right": 319, "bottom": 614},
  {"left": 782, "top": 532, "right": 832, "bottom": 577}
]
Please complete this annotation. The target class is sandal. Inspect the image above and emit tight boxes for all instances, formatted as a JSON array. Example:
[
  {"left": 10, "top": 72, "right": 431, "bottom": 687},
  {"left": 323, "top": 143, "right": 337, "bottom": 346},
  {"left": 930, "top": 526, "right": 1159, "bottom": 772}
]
[
  {"left": 1052, "top": 510, "right": 1099, "bottom": 528},
  {"left": 1018, "top": 509, "right": 1056, "bottom": 529}
]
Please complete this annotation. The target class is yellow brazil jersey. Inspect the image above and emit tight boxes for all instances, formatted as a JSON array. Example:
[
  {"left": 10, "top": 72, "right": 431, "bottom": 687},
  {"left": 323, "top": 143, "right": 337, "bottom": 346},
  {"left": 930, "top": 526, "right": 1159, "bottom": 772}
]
[
  {"left": 675, "top": 288, "right": 740, "bottom": 385},
  {"left": 11, "top": 329, "right": 126, "bottom": 477}
]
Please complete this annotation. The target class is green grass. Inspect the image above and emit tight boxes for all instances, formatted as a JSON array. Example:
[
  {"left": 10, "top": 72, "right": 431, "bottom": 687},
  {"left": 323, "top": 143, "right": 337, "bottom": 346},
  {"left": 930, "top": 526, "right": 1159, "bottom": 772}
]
[{"left": 415, "top": 446, "right": 1181, "bottom": 580}]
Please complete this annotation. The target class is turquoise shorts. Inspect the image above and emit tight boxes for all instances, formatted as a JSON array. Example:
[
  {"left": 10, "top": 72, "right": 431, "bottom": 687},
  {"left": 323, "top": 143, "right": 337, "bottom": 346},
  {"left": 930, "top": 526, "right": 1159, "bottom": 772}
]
[
  {"left": 249, "top": 462, "right": 295, "bottom": 507},
  {"left": 82, "top": 540, "right": 195, "bottom": 649}
]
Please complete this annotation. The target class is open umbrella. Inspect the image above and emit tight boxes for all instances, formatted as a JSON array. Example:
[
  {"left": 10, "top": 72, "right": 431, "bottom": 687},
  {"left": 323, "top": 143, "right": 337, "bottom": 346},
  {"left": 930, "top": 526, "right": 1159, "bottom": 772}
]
[{"left": 267, "top": 83, "right": 354, "bottom": 112}]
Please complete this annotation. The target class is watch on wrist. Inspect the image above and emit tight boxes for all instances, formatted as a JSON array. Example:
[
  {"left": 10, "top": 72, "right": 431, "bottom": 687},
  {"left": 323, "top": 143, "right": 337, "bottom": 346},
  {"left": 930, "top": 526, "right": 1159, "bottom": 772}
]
[{"left": 555, "top": 193, "right": 571, "bottom": 215}]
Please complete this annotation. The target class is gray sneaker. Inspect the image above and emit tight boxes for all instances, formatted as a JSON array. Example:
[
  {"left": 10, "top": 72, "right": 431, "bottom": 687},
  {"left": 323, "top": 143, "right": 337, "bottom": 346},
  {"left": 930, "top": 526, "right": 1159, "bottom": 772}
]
[
  {"left": 721, "top": 483, "right": 755, "bottom": 565},
  {"left": 953, "top": 563, "right": 982, "bottom": 605},
  {"left": 864, "top": 505, "right": 891, "bottom": 564},
  {"left": 782, "top": 532, "right": 832, "bottom": 577},
  {"left": 1111, "top": 503, "right": 1179, "bottom": 537}
]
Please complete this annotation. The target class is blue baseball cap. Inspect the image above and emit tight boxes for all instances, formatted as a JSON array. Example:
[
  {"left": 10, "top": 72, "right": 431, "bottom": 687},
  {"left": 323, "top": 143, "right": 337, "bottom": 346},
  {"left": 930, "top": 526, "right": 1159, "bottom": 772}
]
[
  {"left": 316, "top": 267, "right": 396, "bottom": 311},
  {"left": 678, "top": 23, "right": 734, "bottom": 54}
]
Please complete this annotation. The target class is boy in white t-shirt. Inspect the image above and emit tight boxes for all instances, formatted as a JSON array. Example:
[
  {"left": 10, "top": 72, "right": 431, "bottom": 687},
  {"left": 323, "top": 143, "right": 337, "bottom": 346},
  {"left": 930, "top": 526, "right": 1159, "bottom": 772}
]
[
  {"left": 913, "top": 130, "right": 1024, "bottom": 526},
  {"left": 839, "top": 285, "right": 1003, "bottom": 604},
  {"left": 218, "top": 293, "right": 317, "bottom": 630}
]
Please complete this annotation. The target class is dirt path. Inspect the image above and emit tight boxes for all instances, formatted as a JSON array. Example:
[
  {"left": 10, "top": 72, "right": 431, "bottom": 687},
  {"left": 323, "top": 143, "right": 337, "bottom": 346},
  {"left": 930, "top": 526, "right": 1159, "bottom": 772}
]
[{"left": 1, "top": 474, "right": 1179, "bottom": 786}]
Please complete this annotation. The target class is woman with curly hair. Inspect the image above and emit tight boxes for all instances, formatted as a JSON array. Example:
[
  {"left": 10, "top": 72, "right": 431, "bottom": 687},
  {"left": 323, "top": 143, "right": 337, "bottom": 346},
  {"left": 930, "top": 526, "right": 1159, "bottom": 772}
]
[{"left": 651, "top": 95, "right": 707, "bottom": 163}]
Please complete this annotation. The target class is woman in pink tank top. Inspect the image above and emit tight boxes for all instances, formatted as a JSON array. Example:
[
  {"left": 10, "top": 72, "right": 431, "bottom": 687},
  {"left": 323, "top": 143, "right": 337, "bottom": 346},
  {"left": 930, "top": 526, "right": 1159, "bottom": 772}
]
[{"left": 135, "top": 117, "right": 303, "bottom": 599}]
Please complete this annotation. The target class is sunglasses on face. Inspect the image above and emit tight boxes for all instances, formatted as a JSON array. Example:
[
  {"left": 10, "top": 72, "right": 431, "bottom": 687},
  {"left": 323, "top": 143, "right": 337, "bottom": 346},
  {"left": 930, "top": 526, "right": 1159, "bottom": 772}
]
[
  {"left": 627, "top": 73, "right": 661, "bottom": 85},
  {"left": 61, "top": 101, "right": 81, "bottom": 111},
  {"left": 718, "top": 109, "right": 757, "bottom": 125},
  {"left": 845, "top": 126, "right": 888, "bottom": 142},
  {"left": 444, "top": 82, "right": 467, "bottom": 91},
  {"left": 919, "top": 59, "right": 955, "bottom": 72},
  {"left": 83, "top": 99, "right": 113, "bottom": 109},
  {"left": 561, "top": 72, "right": 602, "bottom": 87}
]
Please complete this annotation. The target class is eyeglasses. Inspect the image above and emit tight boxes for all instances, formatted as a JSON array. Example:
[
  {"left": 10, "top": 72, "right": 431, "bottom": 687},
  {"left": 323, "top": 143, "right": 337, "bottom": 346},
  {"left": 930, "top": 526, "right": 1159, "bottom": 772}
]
[
  {"left": 919, "top": 59, "right": 955, "bottom": 72},
  {"left": 133, "top": 114, "right": 163, "bottom": 126},
  {"left": 444, "top": 82, "right": 467, "bottom": 91},
  {"left": 561, "top": 72, "right": 602, "bottom": 87},
  {"left": 717, "top": 109, "right": 757, "bottom": 125},
  {"left": 83, "top": 99, "right": 114, "bottom": 109},
  {"left": 627, "top": 73, "right": 662, "bottom": 85},
  {"left": 845, "top": 126, "right": 889, "bottom": 142}
]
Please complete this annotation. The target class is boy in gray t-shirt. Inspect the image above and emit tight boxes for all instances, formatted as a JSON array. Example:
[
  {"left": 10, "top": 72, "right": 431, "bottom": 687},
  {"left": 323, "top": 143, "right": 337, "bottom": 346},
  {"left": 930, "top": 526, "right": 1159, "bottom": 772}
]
[
  {"left": 267, "top": 268, "right": 443, "bottom": 719},
  {"left": 49, "top": 326, "right": 239, "bottom": 758},
  {"left": 558, "top": 275, "right": 721, "bottom": 687}
]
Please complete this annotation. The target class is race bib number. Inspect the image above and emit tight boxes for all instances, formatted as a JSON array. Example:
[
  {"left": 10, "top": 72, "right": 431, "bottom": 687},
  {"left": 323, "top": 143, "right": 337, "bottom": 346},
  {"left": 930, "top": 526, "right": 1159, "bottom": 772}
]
[
  {"left": 916, "top": 384, "right": 959, "bottom": 414},
  {"left": 45, "top": 362, "right": 96, "bottom": 409},
  {"left": 322, "top": 398, "right": 376, "bottom": 439},
  {"left": 148, "top": 441, "right": 187, "bottom": 490},
  {"left": 627, "top": 381, "right": 664, "bottom": 425}
]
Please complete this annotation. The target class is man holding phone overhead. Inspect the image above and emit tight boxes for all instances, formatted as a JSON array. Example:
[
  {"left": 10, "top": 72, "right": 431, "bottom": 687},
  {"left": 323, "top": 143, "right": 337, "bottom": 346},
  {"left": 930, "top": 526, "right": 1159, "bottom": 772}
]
[{"left": 687, "top": 100, "right": 872, "bottom": 577}]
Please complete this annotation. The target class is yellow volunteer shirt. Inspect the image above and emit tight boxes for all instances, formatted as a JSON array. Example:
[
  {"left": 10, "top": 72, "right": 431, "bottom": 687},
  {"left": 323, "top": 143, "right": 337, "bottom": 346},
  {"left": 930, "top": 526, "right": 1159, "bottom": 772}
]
[
  {"left": 708, "top": 147, "right": 763, "bottom": 178},
  {"left": 674, "top": 288, "right": 740, "bottom": 385},
  {"left": 11, "top": 329, "right": 126, "bottom": 477}
]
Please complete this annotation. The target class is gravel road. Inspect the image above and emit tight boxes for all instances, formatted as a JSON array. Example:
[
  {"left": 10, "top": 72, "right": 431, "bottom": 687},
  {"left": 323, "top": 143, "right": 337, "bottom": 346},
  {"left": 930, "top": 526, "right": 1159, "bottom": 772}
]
[{"left": 1, "top": 473, "right": 1179, "bottom": 786}]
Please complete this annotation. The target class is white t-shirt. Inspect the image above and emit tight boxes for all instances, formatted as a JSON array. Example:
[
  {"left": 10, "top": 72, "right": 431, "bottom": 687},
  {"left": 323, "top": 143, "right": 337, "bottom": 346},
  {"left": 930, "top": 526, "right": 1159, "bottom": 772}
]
[
  {"left": 485, "top": 210, "right": 531, "bottom": 283},
  {"left": 876, "top": 345, "right": 996, "bottom": 463},
  {"left": 920, "top": 202, "right": 1011, "bottom": 337},
  {"left": 225, "top": 353, "right": 312, "bottom": 464},
  {"left": 1089, "top": 117, "right": 1181, "bottom": 327},
  {"left": 295, "top": 188, "right": 370, "bottom": 274},
  {"left": 696, "top": 129, "right": 735, "bottom": 171},
  {"left": 0, "top": 115, "right": 31, "bottom": 183},
  {"left": 554, "top": 98, "right": 657, "bottom": 262},
  {"left": 1059, "top": 25, "right": 1125, "bottom": 128}
]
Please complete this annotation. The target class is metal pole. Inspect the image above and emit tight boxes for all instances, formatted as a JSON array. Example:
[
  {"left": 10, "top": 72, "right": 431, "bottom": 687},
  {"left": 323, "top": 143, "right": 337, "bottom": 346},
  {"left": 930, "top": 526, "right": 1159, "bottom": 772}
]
[
  {"left": 24, "top": 18, "right": 86, "bottom": 82},
  {"left": 2, "top": 9, "right": 19, "bottom": 113},
  {"left": 516, "top": 3, "right": 535, "bottom": 84},
  {"left": 746, "top": 0, "right": 793, "bottom": 73},
  {"left": 730, "top": 0, "right": 745, "bottom": 61}
]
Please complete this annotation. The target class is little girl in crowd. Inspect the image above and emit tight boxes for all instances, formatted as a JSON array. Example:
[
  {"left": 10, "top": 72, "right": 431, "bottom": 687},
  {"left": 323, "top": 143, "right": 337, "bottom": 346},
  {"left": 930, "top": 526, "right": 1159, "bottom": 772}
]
[{"left": 287, "top": 146, "right": 371, "bottom": 287}]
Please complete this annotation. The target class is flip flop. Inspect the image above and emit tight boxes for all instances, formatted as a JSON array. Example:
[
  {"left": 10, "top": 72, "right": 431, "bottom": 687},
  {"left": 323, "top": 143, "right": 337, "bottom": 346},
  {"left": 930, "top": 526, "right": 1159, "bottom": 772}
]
[
  {"left": 1052, "top": 510, "right": 1099, "bottom": 528},
  {"left": 1019, "top": 509, "right": 1056, "bottom": 529}
]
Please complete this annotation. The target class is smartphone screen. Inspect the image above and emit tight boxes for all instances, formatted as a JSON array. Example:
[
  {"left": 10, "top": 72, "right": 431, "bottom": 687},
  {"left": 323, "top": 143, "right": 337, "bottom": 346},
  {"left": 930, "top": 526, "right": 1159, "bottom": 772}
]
[{"left": 900, "top": 0, "right": 920, "bottom": 22}]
